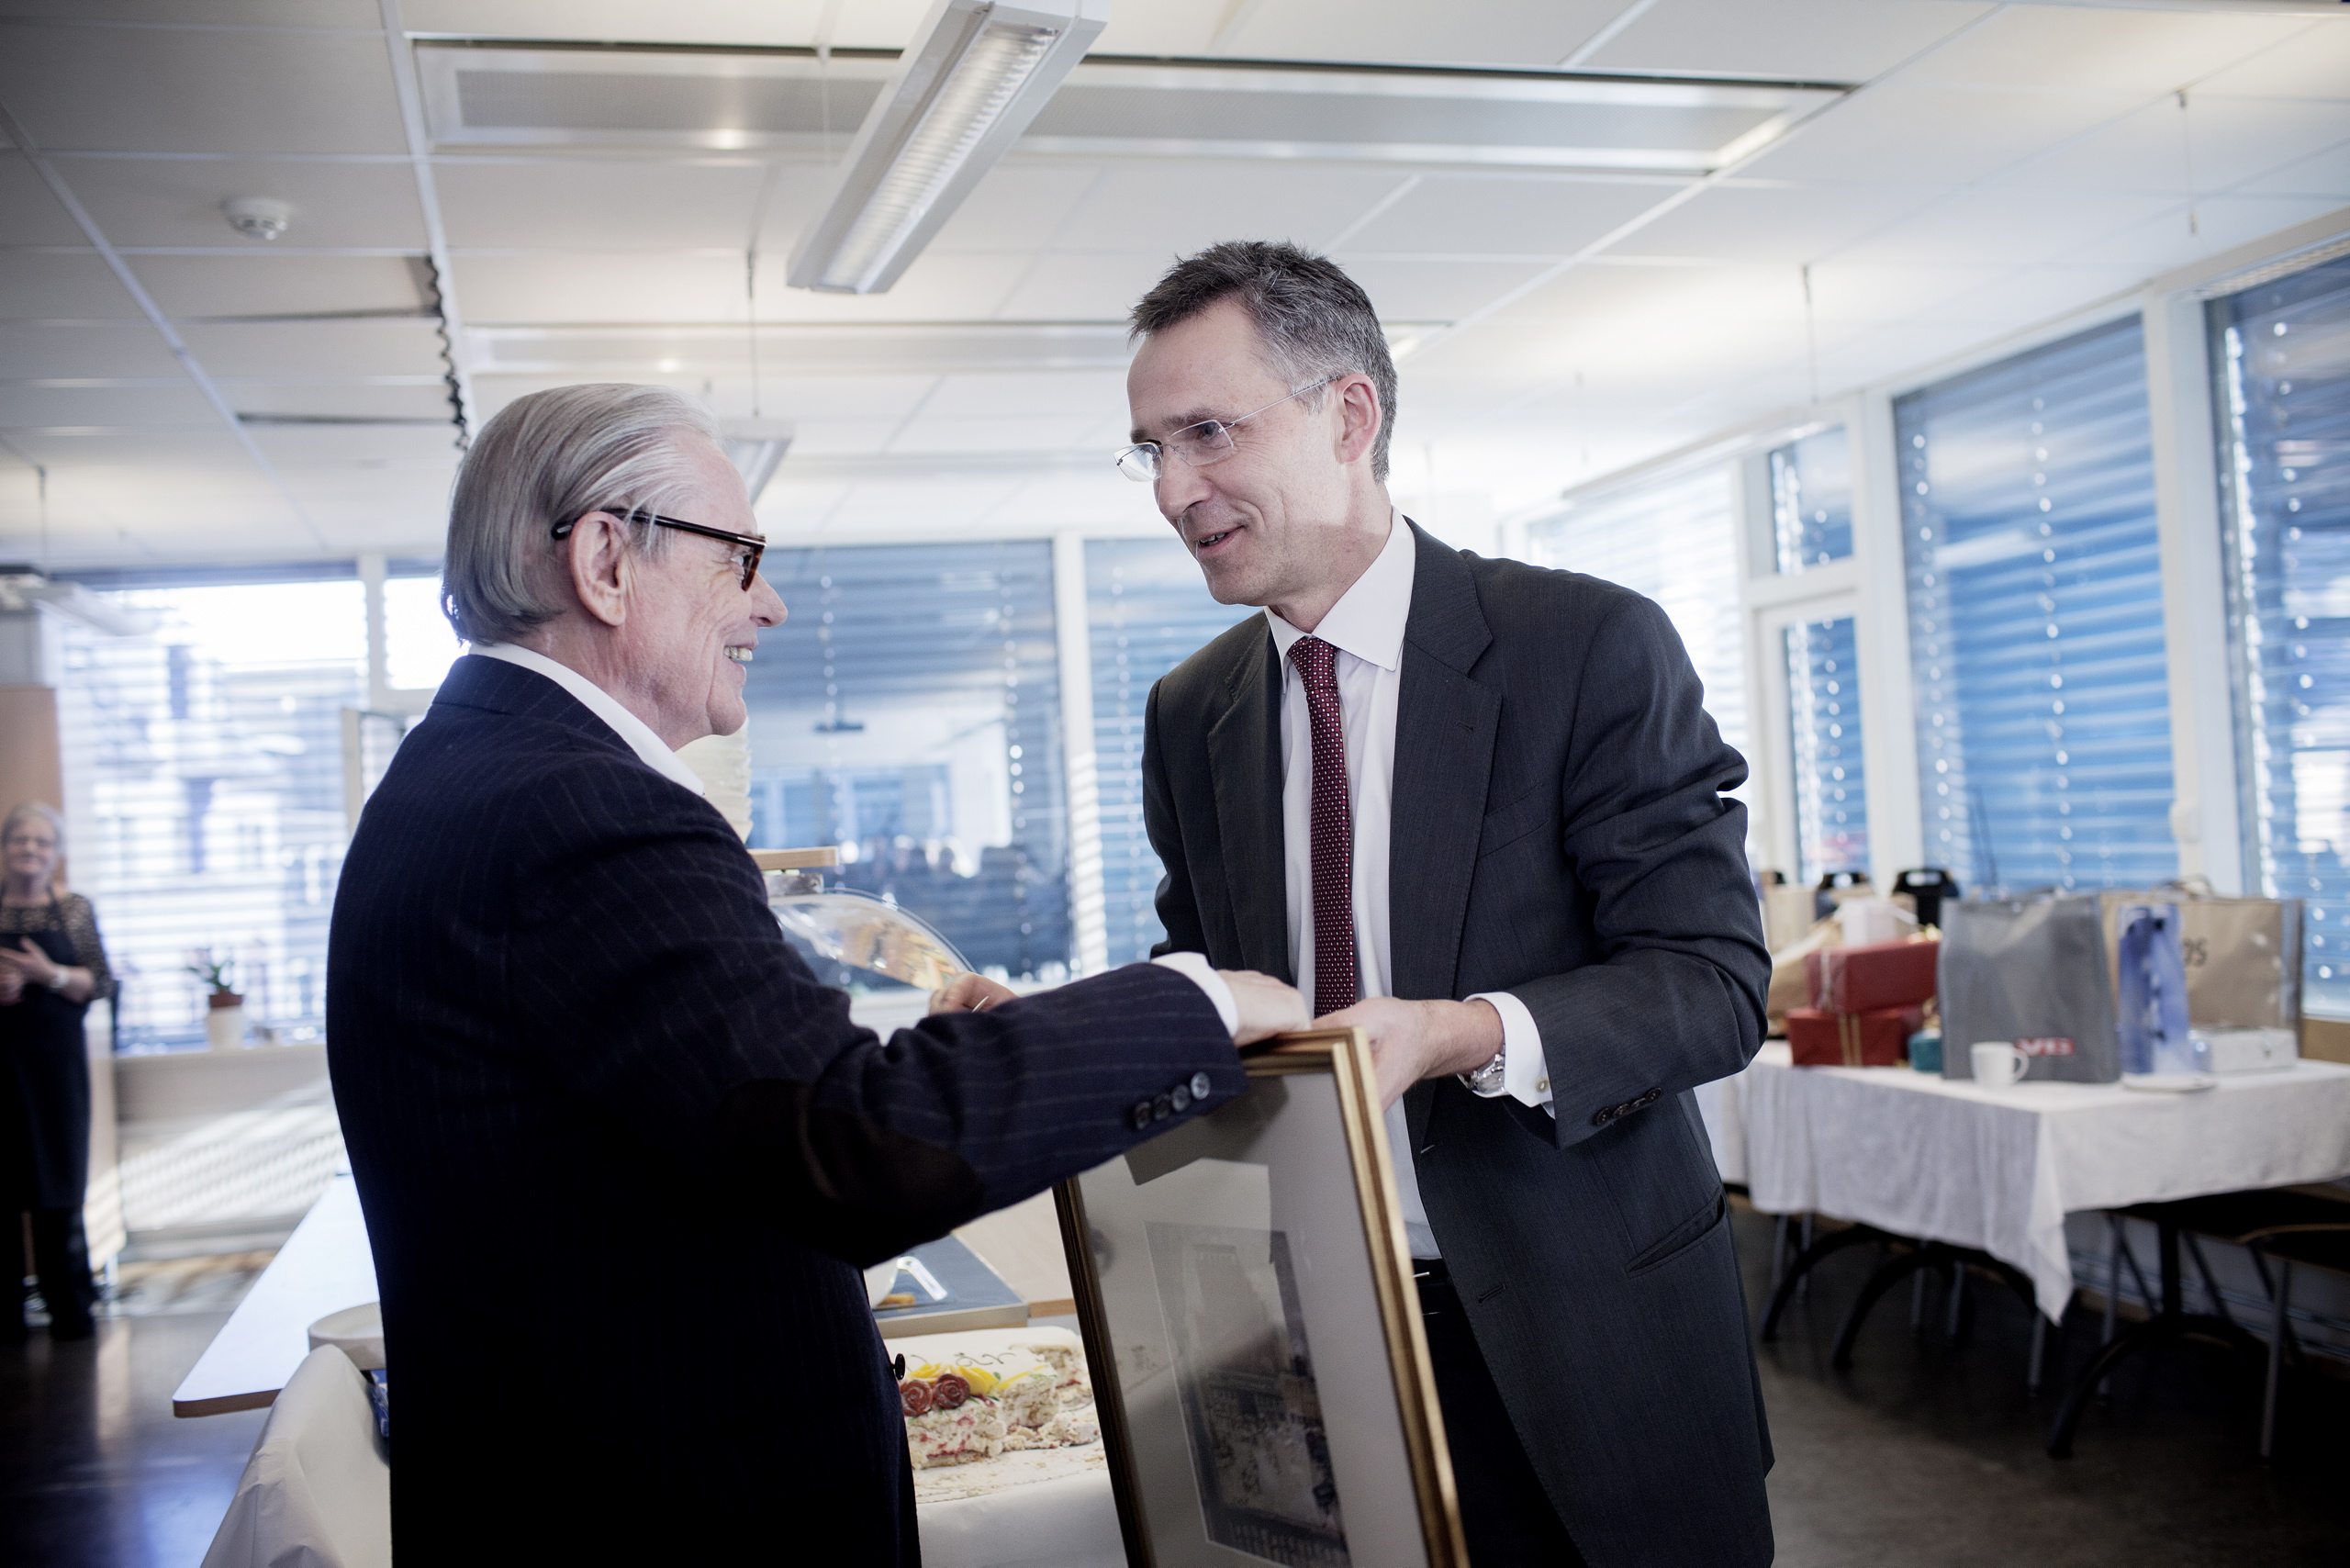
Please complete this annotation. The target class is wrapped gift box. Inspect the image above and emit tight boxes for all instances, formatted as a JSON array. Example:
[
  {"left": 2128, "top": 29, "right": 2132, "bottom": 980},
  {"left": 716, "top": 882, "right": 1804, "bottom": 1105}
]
[
  {"left": 1787, "top": 1005, "right": 1921, "bottom": 1068},
  {"left": 1806, "top": 939, "right": 1940, "bottom": 1014}
]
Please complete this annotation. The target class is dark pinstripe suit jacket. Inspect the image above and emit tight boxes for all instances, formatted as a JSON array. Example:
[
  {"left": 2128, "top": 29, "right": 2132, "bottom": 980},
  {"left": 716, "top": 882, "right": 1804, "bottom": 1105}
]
[
  {"left": 328, "top": 655, "right": 1237, "bottom": 1565},
  {"left": 1143, "top": 522, "right": 1774, "bottom": 1568}
]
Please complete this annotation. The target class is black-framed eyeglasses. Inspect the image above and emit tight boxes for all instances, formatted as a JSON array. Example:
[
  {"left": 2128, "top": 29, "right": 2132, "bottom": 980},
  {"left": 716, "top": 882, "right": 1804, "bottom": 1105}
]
[
  {"left": 1115, "top": 374, "right": 1347, "bottom": 483},
  {"left": 553, "top": 509, "right": 767, "bottom": 590}
]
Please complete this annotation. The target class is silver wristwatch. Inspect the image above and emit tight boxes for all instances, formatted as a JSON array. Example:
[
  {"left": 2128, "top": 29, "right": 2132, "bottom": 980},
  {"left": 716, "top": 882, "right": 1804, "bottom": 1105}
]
[{"left": 1459, "top": 1049, "right": 1508, "bottom": 1096}]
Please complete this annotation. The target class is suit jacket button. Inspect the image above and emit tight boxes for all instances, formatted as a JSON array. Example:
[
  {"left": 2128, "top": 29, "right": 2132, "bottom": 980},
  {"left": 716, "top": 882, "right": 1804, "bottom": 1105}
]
[
  {"left": 1640, "top": 1088, "right": 1660, "bottom": 1104},
  {"left": 1152, "top": 1092, "right": 1173, "bottom": 1122},
  {"left": 1131, "top": 1102, "right": 1153, "bottom": 1130},
  {"left": 1190, "top": 1071, "right": 1213, "bottom": 1101},
  {"left": 1171, "top": 1084, "right": 1192, "bottom": 1114},
  {"left": 1591, "top": 1107, "right": 1612, "bottom": 1127}
]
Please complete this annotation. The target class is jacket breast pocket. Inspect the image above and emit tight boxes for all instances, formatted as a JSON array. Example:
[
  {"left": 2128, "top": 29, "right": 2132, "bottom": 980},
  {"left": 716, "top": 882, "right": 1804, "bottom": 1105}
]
[{"left": 1476, "top": 787, "right": 1555, "bottom": 860}]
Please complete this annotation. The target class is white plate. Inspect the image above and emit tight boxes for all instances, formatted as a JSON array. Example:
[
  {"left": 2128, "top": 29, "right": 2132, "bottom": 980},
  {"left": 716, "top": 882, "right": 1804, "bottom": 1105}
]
[{"left": 2121, "top": 1072, "right": 2220, "bottom": 1093}]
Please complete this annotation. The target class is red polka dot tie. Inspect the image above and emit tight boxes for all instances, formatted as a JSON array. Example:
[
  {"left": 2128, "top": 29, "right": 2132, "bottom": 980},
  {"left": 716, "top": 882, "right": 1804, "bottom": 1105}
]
[{"left": 1289, "top": 635, "right": 1358, "bottom": 1020}]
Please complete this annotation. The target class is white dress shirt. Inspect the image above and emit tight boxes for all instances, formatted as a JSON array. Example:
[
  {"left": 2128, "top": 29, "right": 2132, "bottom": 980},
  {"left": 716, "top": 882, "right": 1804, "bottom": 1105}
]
[
  {"left": 1266, "top": 514, "right": 1550, "bottom": 1259},
  {"left": 468, "top": 644, "right": 1240, "bottom": 1026}
]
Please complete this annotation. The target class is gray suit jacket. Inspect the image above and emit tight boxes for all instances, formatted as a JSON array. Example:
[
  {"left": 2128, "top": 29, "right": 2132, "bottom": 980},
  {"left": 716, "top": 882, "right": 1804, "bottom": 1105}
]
[{"left": 1142, "top": 521, "right": 1774, "bottom": 1568}]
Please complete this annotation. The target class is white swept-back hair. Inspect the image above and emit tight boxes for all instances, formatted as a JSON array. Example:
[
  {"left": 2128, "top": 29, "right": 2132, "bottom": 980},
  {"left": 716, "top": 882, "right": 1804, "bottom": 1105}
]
[{"left": 442, "top": 383, "right": 724, "bottom": 645}]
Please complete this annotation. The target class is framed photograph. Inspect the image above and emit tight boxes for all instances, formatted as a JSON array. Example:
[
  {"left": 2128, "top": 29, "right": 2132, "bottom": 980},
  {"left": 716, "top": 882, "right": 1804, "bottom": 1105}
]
[{"left": 1055, "top": 1027, "right": 1466, "bottom": 1568}]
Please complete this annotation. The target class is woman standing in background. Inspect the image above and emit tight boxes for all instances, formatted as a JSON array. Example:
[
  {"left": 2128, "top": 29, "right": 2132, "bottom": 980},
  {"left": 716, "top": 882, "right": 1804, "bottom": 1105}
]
[{"left": 0, "top": 801, "right": 113, "bottom": 1342}]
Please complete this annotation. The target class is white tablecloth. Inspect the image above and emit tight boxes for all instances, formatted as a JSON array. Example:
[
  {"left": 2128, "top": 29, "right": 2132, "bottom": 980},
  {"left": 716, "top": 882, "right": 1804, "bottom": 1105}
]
[{"left": 1704, "top": 1045, "right": 2350, "bottom": 1319}]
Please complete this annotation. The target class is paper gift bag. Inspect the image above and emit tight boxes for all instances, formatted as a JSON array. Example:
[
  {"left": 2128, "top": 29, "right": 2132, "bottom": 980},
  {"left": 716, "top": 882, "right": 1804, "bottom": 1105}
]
[
  {"left": 2098, "top": 890, "right": 2301, "bottom": 1030},
  {"left": 1939, "top": 894, "right": 2121, "bottom": 1083}
]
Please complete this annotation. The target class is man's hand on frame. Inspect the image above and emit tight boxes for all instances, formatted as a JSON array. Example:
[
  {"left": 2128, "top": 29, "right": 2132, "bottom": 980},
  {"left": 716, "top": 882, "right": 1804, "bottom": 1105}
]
[
  {"left": 1221, "top": 969, "right": 1310, "bottom": 1046},
  {"left": 1314, "top": 997, "right": 1504, "bottom": 1110}
]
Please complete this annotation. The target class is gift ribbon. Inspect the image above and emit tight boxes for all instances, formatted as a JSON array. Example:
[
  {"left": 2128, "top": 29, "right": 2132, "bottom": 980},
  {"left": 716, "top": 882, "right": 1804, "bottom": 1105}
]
[{"left": 1840, "top": 1012, "right": 1863, "bottom": 1068}]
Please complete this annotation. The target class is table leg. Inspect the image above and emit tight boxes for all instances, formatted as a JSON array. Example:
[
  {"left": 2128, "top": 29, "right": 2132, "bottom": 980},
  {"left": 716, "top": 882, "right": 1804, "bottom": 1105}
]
[
  {"left": 2261, "top": 1255, "right": 2289, "bottom": 1462},
  {"left": 2183, "top": 1233, "right": 2232, "bottom": 1327},
  {"left": 1830, "top": 1243, "right": 1945, "bottom": 1371},
  {"left": 1760, "top": 1223, "right": 1890, "bottom": 1342}
]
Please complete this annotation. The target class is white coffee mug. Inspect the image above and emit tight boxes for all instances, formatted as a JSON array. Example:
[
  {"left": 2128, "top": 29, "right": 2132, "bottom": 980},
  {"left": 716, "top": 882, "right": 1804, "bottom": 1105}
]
[{"left": 1971, "top": 1040, "right": 2029, "bottom": 1088}]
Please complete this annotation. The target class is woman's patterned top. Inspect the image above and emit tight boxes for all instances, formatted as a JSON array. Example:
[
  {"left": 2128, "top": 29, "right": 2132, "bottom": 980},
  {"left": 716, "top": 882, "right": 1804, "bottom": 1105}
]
[{"left": 0, "top": 893, "right": 115, "bottom": 1000}]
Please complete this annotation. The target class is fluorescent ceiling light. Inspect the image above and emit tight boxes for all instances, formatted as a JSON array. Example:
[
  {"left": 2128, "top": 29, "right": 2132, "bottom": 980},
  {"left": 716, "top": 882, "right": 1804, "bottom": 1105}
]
[
  {"left": 788, "top": 0, "right": 1106, "bottom": 296},
  {"left": 721, "top": 419, "right": 795, "bottom": 505}
]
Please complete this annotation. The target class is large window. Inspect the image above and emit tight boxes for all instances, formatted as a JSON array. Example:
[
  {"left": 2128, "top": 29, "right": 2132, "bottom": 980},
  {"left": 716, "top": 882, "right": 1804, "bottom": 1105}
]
[
  {"left": 1901, "top": 315, "right": 2176, "bottom": 893},
  {"left": 2217, "top": 252, "right": 2350, "bottom": 1015},
  {"left": 1785, "top": 612, "right": 1867, "bottom": 881},
  {"left": 740, "top": 541, "right": 1072, "bottom": 982},
  {"left": 1086, "top": 537, "right": 1256, "bottom": 968},
  {"left": 1527, "top": 466, "right": 1750, "bottom": 767},
  {"left": 1770, "top": 426, "right": 1853, "bottom": 575},
  {"left": 55, "top": 573, "right": 366, "bottom": 1051}
]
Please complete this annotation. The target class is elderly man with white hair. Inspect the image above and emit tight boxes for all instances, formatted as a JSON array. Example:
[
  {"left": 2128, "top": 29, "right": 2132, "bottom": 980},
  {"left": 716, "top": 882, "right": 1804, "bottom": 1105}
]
[{"left": 326, "top": 383, "right": 1304, "bottom": 1565}]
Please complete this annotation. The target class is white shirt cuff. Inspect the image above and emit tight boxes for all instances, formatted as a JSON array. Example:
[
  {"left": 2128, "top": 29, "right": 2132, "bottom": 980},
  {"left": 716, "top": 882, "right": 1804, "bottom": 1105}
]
[
  {"left": 1468, "top": 991, "right": 1554, "bottom": 1118},
  {"left": 1151, "top": 953, "right": 1238, "bottom": 1036}
]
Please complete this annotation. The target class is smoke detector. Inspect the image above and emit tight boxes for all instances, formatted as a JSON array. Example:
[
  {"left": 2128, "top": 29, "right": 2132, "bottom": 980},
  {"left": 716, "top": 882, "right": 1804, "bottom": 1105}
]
[{"left": 223, "top": 197, "right": 292, "bottom": 241}]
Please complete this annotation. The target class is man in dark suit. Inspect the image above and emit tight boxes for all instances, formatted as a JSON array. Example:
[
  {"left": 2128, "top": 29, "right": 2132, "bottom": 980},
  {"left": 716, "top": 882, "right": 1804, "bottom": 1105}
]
[
  {"left": 1126, "top": 243, "right": 1774, "bottom": 1567},
  {"left": 328, "top": 383, "right": 1303, "bottom": 1564}
]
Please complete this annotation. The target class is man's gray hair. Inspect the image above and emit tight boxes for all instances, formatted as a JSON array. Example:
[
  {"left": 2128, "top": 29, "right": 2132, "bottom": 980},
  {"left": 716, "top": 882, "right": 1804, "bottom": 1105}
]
[
  {"left": 1128, "top": 241, "right": 1398, "bottom": 482},
  {"left": 442, "top": 384, "right": 724, "bottom": 645}
]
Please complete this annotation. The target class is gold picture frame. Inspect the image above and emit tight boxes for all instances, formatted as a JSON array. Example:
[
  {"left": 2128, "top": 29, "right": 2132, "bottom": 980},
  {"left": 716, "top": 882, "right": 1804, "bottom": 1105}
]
[{"left": 1055, "top": 1026, "right": 1466, "bottom": 1568}]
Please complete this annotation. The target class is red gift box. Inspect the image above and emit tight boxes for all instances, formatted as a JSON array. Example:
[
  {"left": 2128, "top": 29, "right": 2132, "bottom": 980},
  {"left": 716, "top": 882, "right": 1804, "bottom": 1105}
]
[
  {"left": 1805, "top": 939, "right": 1940, "bottom": 1014},
  {"left": 1786, "top": 1005, "right": 1921, "bottom": 1068}
]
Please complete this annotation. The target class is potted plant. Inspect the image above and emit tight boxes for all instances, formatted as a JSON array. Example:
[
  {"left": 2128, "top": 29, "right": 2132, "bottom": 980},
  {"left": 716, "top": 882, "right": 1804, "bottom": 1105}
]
[{"left": 188, "top": 953, "right": 246, "bottom": 1051}]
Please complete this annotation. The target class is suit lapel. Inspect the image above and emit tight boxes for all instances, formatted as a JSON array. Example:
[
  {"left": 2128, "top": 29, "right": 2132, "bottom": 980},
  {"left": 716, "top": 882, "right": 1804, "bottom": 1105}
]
[
  {"left": 1390, "top": 522, "right": 1499, "bottom": 1005},
  {"left": 1206, "top": 621, "right": 1292, "bottom": 981}
]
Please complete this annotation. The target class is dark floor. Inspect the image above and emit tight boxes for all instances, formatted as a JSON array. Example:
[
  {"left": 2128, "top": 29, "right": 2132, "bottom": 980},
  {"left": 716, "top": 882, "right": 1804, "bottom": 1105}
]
[
  {"left": 1740, "top": 1204, "right": 2350, "bottom": 1567},
  {"left": 4, "top": 1215, "right": 2346, "bottom": 1567}
]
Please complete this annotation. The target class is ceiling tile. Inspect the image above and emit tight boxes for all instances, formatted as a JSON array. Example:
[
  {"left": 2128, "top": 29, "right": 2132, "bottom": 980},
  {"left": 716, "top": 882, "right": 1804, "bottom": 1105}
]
[
  {"left": 179, "top": 319, "right": 448, "bottom": 378},
  {"left": 1046, "top": 163, "right": 1407, "bottom": 256},
  {"left": 1321, "top": 256, "right": 1555, "bottom": 320},
  {"left": 0, "top": 4, "right": 381, "bottom": 25},
  {"left": 454, "top": 252, "right": 744, "bottom": 322},
  {"left": 921, "top": 162, "right": 1106, "bottom": 255},
  {"left": 1911, "top": 265, "right": 2145, "bottom": 331},
  {"left": 2236, "top": 140, "right": 2350, "bottom": 199},
  {"left": 0, "top": 427, "right": 250, "bottom": 470},
  {"left": 129, "top": 255, "right": 434, "bottom": 319},
  {"left": 1091, "top": 0, "right": 1229, "bottom": 59},
  {"left": 59, "top": 155, "right": 427, "bottom": 250},
  {"left": 1993, "top": 96, "right": 2350, "bottom": 196},
  {"left": 0, "top": 252, "right": 139, "bottom": 319},
  {"left": 2053, "top": 193, "right": 2346, "bottom": 274},
  {"left": 1830, "top": 187, "right": 2181, "bottom": 269},
  {"left": 0, "top": 151, "right": 88, "bottom": 244},
  {"left": 1617, "top": 182, "right": 1957, "bottom": 263},
  {"left": 1222, "top": 0, "right": 1628, "bottom": 69},
  {"left": 0, "top": 25, "right": 406, "bottom": 154},
  {"left": 990, "top": 252, "right": 1168, "bottom": 321},
  {"left": 219, "top": 382, "right": 459, "bottom": 421},
  {"left": 395, "top": 0, "right": 927, "bottom": 50},
  {"left": 0, "top": 322, "right": 181, "bottom": 377},
  {"left": 1584, "top": 0, "right": 1995, "bottom": 83},
  {"left": 1337, "top": 175, "right": 1681, "bottom": 257},
  {"left": 888, "top": 416, "right": 1096, "bottom": 455},
  {"left": 2191, "top": 19, "right": 2350, "bottom": 101},
  {"left": 436, "top": 157, "right": 770, "bottom": 250},
  {"left": 1737, "top": 84, "right": 2145, "bottom": 186},
  {"left": 0, "top": 383, "right": 217, "bottom": 426},
  {"left": 247, "top": 423, "right": 464, "bottom": 468},
  {"left": 1902, "top": 6, "right": 2307, "bottom": 94},
  {"left": 781, "top": 420, "right": 902, "bottom": 457},
  {"left": 1801, "top": 261, "right": 2006, "bottom": 325},
  {"left": 919, "top": 371, "right": 1127, "bottom": 420}
]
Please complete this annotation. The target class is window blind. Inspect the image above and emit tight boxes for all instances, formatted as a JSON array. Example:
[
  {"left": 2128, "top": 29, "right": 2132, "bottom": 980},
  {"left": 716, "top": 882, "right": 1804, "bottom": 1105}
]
[
  {"left": 1787, "top": 613, "right": 1868, "bottom": 881},
  {"left": 741, "top": 540, "right": 1071, "bottom": 981},
  {"left": 1526, "top": 465, "right": 1750, "bottom": 773},
  {"left": 57, "top": 582, "right": 367, "bottom": 1051},
  {"left": 1901, "top": 314, "right": 2177, "bottom": 894},
  {"left": 1085, "top": 537, "right": 1255, "bottom": 968},
  {"left": 2216, "top": 251, "right": 2350, "bottom": 1015},
  {"left": 1771, "top": 425, "right": 1853, "bottom": 574}
]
